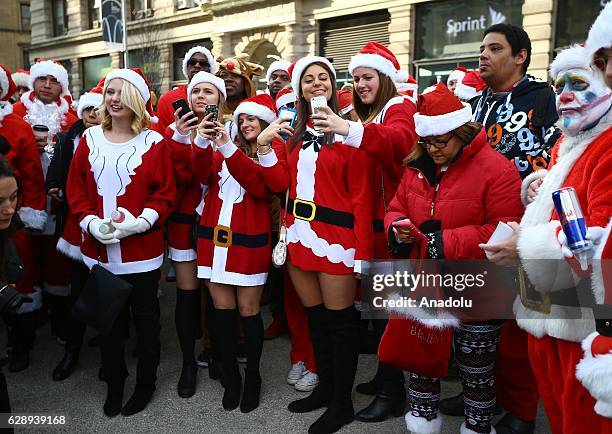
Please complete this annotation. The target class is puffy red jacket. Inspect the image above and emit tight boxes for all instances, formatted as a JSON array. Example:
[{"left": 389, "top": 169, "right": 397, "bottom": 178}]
[{"left": 384, "top": 128, "right": 523, "bottom": 260}]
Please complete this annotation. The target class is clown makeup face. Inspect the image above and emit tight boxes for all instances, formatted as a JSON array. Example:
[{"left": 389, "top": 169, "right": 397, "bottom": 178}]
[{"left": 554, "top": 68, "right": 611, "bottom": 135}]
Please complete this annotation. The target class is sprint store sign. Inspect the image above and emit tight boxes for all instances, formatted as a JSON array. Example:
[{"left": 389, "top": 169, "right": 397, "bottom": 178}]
[{"left": 415, "top": 0, "right": 523, "bottom": 59}]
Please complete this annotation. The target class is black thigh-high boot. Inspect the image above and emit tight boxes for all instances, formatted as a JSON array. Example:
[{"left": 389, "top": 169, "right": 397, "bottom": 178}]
[
  {"left": 215, "top": 308, "right": 241, "bottom": 410},
  {"left": 309, "top": 305, "right": 360, "bottom": 434},
  {"left": 288, "top": 304, "right": 333, "bottom": 413},
  {"left": 205, "top": 289, "right": 222, "bottom": 380},
  {"left": 175, "top": 287, "right": 202, "bottom": 398},
  {"left": 355, "top": 318, "right": 388, "bottom": 395},
  {"left": 355, "top": 362, "right": 406, "bottom": 422},
  {"left": 101, "top": 334, "right": 128, "bottom": 418},
  {"left": 239, "top": 313, "right": 263, "bottom": 413}
]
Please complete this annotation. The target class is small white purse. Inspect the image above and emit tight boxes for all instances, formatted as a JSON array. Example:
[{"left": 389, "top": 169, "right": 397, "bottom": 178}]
[{"left": 272, "top": 188, "right": 289, "bottom": 268}]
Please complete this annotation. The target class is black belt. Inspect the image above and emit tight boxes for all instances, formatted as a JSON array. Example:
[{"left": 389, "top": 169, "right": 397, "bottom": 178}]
[
  {"left": 548, "top": 279, "right": 596, "bottom": 308},
  {"left": 197, "top": 225, "right": 268, "bottom": 248},
  {"left": 169, "top": 212, "right": 197, "bottom": 225},
  {"left": 373, "top": 219, "right": 384, "bottom": 232},
  {"left": 286, "top": 198, "right": 354, "bottom": 229}
]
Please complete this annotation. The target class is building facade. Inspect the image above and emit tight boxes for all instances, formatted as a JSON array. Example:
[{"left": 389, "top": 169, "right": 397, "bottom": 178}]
[
  {"left": 28, "top": 0, "right": 609, "bottom": 98},
  {"left": 1, "top": 1, "right": 31, "bottom": 72}
]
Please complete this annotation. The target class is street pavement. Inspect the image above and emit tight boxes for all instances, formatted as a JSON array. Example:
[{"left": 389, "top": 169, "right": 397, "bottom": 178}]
[{"left": 7, "top": 275, "right": 551, "bottom": 433}]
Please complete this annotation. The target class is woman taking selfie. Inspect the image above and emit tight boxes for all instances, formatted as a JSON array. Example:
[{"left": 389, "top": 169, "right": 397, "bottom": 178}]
[
  {"left": 258, "top": 56, "right": 373, "bottom": 434},
  {"left": 191, "top": 93, "right": 289, "bottom": 413},
  {"left": 67, "top": 68, "right": 175, "bottom": 418},
  {"left": 165, "top": 71, "right": 227, "bottom": 398}
]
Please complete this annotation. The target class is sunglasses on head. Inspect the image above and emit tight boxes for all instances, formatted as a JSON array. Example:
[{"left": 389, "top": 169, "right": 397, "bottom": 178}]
[{"left": 187, "top": 59, "right": 209, "bottom": 67}]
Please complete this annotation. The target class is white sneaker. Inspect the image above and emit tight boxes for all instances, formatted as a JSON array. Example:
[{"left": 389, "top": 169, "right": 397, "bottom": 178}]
[
  {"left": 287, "top": 361, "right": 306, "bottom": 385},
  {"left": 295, "top": 370, "right": 319, "bottom": 392}
]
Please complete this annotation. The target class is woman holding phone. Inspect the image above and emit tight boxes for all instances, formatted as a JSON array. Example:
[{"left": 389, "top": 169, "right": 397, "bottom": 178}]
[
  {"left": 257, "top": 56, "right": 374, "bottom": 434},
  {"left": 165, "top": 71, "right": 228, "bottom": 398},
  {"left": 67, "top": 68, "right": 175, "bottom": 417},
  {"left": 191, "top": 93, "right": 290, "bottom": 413}
]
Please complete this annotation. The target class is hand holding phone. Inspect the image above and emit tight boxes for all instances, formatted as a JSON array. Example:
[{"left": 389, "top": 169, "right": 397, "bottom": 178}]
[
  {"left": 278, "top": 107, "right": 297, "bottom": 140},
  {"left": 392, "top": 219, "right": 428, "bottom": 244}
]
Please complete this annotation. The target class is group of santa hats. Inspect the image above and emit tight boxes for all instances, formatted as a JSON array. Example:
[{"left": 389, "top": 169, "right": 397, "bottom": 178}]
[
  {"left": 446, "top": 66, "right": 487, "bottom": 101},
  {"left": 0, "top": 59, "right": 72, "bottom": 103}
]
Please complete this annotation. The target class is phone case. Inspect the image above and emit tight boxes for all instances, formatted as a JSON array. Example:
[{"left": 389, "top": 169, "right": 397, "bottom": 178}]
[
  {"left": 392, "top": 219, "right": 428, "bottom": 242},
  {"left": 204, "top": 105, "right": 219, "bottom": 122},
  {"left": 310, "top": 96, "right": 328, "bottom": 114}
]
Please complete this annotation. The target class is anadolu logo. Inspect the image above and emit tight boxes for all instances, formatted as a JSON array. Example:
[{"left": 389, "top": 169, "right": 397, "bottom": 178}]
[{"left": 447, "top": 6, "right": 507, "bottom": 37}]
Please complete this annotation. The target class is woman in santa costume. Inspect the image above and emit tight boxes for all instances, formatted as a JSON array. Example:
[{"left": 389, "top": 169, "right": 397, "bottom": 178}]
[
  {"left": 164, "top": 71, "right": 226, "bottom": 398},
  {"left": 191, "top": 92, "right": 289, "bottom": 412},
  {"left": 47, "top": 83, "right": 103, "bottom": 381},
  {"left": 0, "top": 64, "right": 48, "bottom": 372},
  {"left": 67, "top": 68, "right": 175, "bottom": 417},
  {"left": 382, "top": 83, "right": 522, "bottom": 434},
  {"left": 511, "top": 43, "right": 611, "bottom": 434},
  {"left": 258, "top": 55, "right": 374, "bottom": 433},
  {"left": 316, "top": 41, "right": 418, "bottom": 423}
]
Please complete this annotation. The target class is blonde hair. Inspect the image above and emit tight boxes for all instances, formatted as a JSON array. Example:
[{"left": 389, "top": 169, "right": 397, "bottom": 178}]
[{"left": 98, "top": 78, "right": 150, "bottom": 135}]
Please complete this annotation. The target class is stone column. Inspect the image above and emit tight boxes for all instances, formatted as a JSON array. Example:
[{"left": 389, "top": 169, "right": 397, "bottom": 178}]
[
  {"left": 522, "top": 0, "right": 554, "bottom": 80},
  {"left": 158, "top": 43, "right": 171, "bottom": 94},
  {"left": 69, "top": 56, "right": 82, "bottom": 96},
  {"left": 30, "top": 0, "right": 52, "bottom": 46},
  {"left": 210, "top": 32, "right": 232, "bottom": 59},
  {"left": 282, "top": 24, "right": 310, "bottom": 61},
  {"left": 388, "top": 5, "right": 412, "bottom": 74}
]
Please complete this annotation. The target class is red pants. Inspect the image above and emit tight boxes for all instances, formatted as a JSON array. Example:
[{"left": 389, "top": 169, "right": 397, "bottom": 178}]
[
  {"left": 284, "top": 270, "right": 316, "bottom": 372},
  {"left": 496, "top": 320, "right": 539, "bottom": 421},
  {"left": 528, "top": 334, "right": 605, "bottom": 434}
]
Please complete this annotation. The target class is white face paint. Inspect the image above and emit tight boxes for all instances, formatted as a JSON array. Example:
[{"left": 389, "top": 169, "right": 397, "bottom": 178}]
[{"left": 554, "top": 67, "right": 612, "bottom": 136}]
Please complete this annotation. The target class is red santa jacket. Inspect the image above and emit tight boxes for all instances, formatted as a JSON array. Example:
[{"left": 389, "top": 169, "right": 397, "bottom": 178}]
[
  {"left": 343, "top": 96, "right": 417, "bottom": 259},
  {"left": 281, "top": 125, "right": 374, "bottom": 275},
  {"left": 13, "top": 90, "right": 77, "bottom": 134},
  {"left": 191, "top": 134, "right": 289, "bottom": 286},
  {"left": 0, "top": 104, "right": 47, "bottom": 229},
  {"left": 516, "top": 118, "right": 612, "bottom": 342},
  {"left": 67, "top": 125, "right": 175, "bottom": 275},
  {"left": 157, "top": 86, "right": 187, "bottom": 135}
]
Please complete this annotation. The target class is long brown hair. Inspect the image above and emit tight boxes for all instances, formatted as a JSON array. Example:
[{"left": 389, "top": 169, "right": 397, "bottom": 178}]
[
  {"left": 236, "top": 116, "right": 269, "bottom": 158},
  {"left": 352, "top": 72, "right": 398, "bottom": 124},
  {"left": 403, "top": 121, "right": 482, "bottom": 165},
  {"left": 289, "top": 62, "right": 339, "bottom": 151}
]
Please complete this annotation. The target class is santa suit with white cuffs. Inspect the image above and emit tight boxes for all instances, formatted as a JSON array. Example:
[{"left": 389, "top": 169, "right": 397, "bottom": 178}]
[
  {"left": 191, "top": 95, "right": 289, "bottom": 286},
  {"left": 515, "top": 45, "right": 611, "bottom": 434},
  {"left": 67, "top": 125, "right": 175, "bottom": 274}
]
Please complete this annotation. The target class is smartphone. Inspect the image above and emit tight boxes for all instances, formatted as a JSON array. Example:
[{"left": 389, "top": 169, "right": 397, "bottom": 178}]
[
  {"left": 172, "top": 98, "right": 194, "bottom": 121},
  {"left": 278, "top": 106, "right": 298, "bottom": 140},
  {"left": 310, "top": 96, "right": 328, "bottom": 114},
  {"left": 204, "top": 104, "right": 219, "bottom": 123},
  {"left": 392, "top": 219, "right": 428, "bottom": 243}
]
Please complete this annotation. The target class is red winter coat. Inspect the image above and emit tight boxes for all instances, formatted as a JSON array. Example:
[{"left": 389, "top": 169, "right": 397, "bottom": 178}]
[
  {"left": 157, "top": 86, "right": 186, "bottom": 135},
  {"left": 192, "top": 135, "right": 289, "bottom": 286}
]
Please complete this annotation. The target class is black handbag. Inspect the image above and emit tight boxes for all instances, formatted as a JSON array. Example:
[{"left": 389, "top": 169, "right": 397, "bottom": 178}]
[{"left": 72, "top": 263, "right": 133, "bottom": 336}]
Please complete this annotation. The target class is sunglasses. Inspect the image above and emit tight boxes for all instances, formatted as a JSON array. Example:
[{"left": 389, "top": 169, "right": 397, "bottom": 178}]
[
  {"left": 417, "top": 135, "right": 453, "bottom": 149},
  {"left": 187, "top": 59, "right": 209, "bottom": 68}
]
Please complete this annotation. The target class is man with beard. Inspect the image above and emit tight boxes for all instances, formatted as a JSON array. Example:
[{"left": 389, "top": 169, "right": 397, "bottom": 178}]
[
  {"left": 156, "top": 46, "right": 217, "bottom": 133},
  {"left": 266, "top": 59, "right": 291, "bottom": 100}
]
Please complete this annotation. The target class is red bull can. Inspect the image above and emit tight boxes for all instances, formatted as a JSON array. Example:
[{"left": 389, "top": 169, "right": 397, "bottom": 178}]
[{"left": 552, "top": 187, "right": 590, "bottom": 253}]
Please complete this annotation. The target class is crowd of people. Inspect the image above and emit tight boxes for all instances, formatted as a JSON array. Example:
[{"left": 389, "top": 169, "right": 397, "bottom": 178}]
[{"left": 0, "top": 4, "right": 609, "bottom": 433}]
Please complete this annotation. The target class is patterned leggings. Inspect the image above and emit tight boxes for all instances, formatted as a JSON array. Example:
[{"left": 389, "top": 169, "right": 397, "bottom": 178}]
[{"left": 408, "top": 320, "right": 504, "bottom": 433}]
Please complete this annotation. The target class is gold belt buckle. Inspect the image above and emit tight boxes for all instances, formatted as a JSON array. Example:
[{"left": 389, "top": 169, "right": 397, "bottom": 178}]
[
  {"left": 293, "top": 199, "right": 316, "bottom": 222},
  {"left": 213, "top": 225, "right": 232, "bottom": 247},
  {"left": 518, "top": 264, "right": 551, "bottom": 314}
]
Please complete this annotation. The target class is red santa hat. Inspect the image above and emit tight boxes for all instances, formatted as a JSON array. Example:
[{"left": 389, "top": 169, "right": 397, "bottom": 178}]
[
  {"left": 337, "top": 89, "right": 353, "bottom": 116},
  {"left": 182, "top": 46, "right": 217, "bottom": 80},
  {"left": 187, "top": 71, "right": 226, "bottom": 100},
  {"left": 586, "top": 2, "right": 612, "bottom": 57},
  {"left": 414, "top": 82, "right": 472, "bottom": 137},
  {"left": 454, "top": 70, "right": 487, "bottom": 101},
  {"left": 0, "top": 65, "right": 17, "bottom": 102},
  {"left": 11, "top": 68, "right": 29, "bottom": 89},
  {"left": 549, "top": 44, "right": 592, "bottom": 80},
  {"left": 275, "top": 87, "right": 297, "bottom": 110},
  {"left": 77, "top": 80, "right": 104, "bottom": 119},
  {"left": 348, "top": 42, "right": 407, "bottom": 82},
  {"left": 266, "top": 59, "right": 291, "bottom": 84},
  {"left": 396, "top": 74, "right": 418, "bottom": 101},
  {"left": 104, "top": 68, "right": 158, "bottom": 123},
  {"left": 29, "top": 60, "right": 70, "bottom": 97},
  {"left": 233, "top": 93, "right": 277, "bottom": 125},
  {"left": 446, "top": 66, "right": 468, "bottom": 86},
  {"left": 291, "top": 56, "right": 335, "bottom": 96}
]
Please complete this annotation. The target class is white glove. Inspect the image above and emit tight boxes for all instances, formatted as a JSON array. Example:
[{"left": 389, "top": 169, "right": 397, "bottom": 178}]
[
  {"left": 88, "top": 217, "right": 119, "bottom": 245},
  {"left": 111, "top": 207, "right": 151, "bottom": 239},
  {"left": 557, "top": 226, "right": 605, "bottom": 259}
]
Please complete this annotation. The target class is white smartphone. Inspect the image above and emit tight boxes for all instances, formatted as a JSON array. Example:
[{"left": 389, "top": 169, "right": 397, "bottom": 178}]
[{"left": 310, "top": 96, "right": 328, "bottom": 114}]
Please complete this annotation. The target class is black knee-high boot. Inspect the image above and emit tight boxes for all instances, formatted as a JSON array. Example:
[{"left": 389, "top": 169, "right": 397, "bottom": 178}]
[
  {"left": 239, "top": 313, "right": 263, "bottom": 413},
  {"left": 309, "top": 305, "right": 360, "bottom": 434},
  {"left": 355, "top": 318, "right": 388, "bottom": 395},
  {"left": 215, "top": 308, "right": 241, "bottom": 410},
  {"left": 355, "top": 363, "right": 406, "bottom": 422},
  {"left": 288, "top": 304, "right": 333, "bottom": 413},
  {"left": 175, "top": 288, "right": 202, "bottom": 398}
]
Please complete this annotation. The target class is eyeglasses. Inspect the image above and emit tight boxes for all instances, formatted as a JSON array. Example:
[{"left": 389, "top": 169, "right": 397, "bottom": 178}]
[
  {"left": 187, "top": 59, "right": 210, "bottom": 68},
  {"left": 417, "top": 135, "right": 453, "bottom": 149}
]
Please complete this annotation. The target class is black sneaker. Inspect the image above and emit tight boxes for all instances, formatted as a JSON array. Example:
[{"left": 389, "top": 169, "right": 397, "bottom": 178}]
[{"left": 196, "top": 349, "right": 210, "bottom": 368}]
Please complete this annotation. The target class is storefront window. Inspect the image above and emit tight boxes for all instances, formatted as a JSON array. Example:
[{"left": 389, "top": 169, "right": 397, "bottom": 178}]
[
  {"left": 555, "top": 0, "right": 610, "bottom": 50},
  {"left": 129, "top": 48, "right": 161, "bottom": 97},
  {"left": 417, "top": 60, "right": 479, "bottom": 92},
  {"left": 414, "top": 0, "right": 523, "bottom": 61},
  {"left": 82, "top": 55, "right": 112, "bottom": 92}
]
